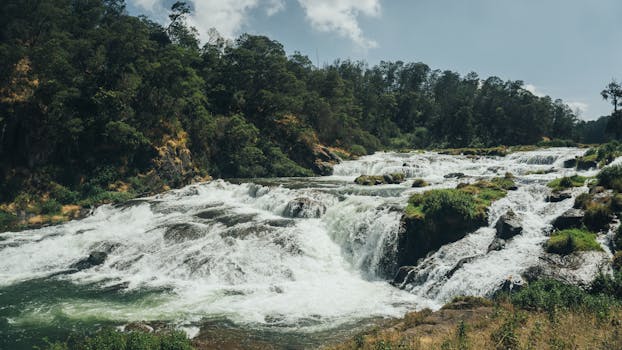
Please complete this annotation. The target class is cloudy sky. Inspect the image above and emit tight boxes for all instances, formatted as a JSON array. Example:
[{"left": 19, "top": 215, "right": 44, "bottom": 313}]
[{"left": 127, "top": 0, "right": 622, "bottom": 120}]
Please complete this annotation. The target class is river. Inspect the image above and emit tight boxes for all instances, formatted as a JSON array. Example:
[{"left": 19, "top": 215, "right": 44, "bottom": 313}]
[{"left": 0, "top": 147, "right": 605, "bottom": 349}]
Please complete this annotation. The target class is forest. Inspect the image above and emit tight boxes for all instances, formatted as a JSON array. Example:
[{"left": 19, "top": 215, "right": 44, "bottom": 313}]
[{"left": 0, "top": 0, "right": 620, "bottom": 208}]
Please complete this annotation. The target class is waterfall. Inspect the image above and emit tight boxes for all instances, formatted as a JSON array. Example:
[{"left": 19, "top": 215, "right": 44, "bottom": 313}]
[{"left": 0, "top": 147, "right": 612, "bottom": 346}]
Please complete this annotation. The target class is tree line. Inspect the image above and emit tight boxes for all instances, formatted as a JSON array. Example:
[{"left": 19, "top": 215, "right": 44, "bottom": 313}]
[{"left": 0, "top": 0, "right": 618, "bottom": 201}]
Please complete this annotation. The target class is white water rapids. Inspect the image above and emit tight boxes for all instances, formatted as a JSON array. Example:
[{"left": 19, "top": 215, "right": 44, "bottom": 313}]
[{"left": 0, "top": 147, "right": 611, "bottom": 338}]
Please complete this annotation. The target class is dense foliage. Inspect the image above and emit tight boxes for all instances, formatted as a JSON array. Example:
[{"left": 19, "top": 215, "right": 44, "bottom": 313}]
[
  {"left": 0, "top": 0, "right": 589, "bottom": 205},
  {"left": 43, "top": 329, "right": 194, "bottom": 350}
]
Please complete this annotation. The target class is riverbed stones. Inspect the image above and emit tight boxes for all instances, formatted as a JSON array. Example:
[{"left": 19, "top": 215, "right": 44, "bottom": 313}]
[
  {"left": 546, "top": 191, "right": 572, "bottom": 203},
  {"left": 354, "top": 173, "right": 405, "bottom": 186},
  {"left": 71, "top": 251, "right": 107, "bottom": 270},
  {"left": 552, "top": 208, "right": 584, "bottom": 230},
  {"left": 495, "top": 210, "right": 523, "bottom": 239},
  {"left": 283, "top": 197, "right": 326, "bottom": 218}
]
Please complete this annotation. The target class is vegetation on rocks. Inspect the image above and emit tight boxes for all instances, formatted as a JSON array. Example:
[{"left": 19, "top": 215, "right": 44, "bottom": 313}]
[
  {"left": 398, "top": 175, "right": 516, "bottom": 266},
  {"left": 545, "top": 228, "right": 602, "bottom": 255},
  {"left": 354, "top": 173, "right": 406, "bottom": 186},
  {"left": 547, "top": 175, "right": 588, "bottom": 191}
]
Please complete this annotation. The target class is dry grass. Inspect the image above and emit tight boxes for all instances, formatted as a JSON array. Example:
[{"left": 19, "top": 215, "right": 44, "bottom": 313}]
[{"left": 326, "top": 302, "right": 622, "bottom": 350}]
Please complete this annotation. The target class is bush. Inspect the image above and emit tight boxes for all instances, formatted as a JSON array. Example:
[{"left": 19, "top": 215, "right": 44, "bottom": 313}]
[
  {"left": 537, "top": 139, "right": 577, "bottom": 147},
  {"left": 583, "top": 203, "right": 613, "bottom": 232},
  {"left": 0, "top": 210, "right": 18, "bottom": 231},
  {"left": 511, "top": 279, "right": 617, "bottom": 316},
  {"left": 407, "top": 189, "right": 481, "bottom": 224},
  {"left": 349, "top": 144, "right": 367, "bottom": 156},
  {"left": 43, "top": 329, "right": 195, "bottom": 350},
  {"left": 39, "top": 199, "right": 62, "bottom": 215},
  {"left": 613, "top": 252, "right": 622, "bottom": 271},
  {"left": 545, "top": 229, "right": 602, "bottom": 255},
  {"left": 597, "top": 165, "right": 622, "bottom": 192},
  {"left": 50, "top": 184, "right": 80, "bottom": 205},
  {"left": 547, "top": 175, "right": 587, "bottom": 191},
  {"left": 573, "top": 192, "right": 591, "bottom": 209}
]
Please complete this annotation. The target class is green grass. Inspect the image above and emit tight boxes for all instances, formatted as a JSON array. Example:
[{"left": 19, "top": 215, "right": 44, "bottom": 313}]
[
  {"left": 42, "top": 328, "right": 195, "bottom": 350},
  {"left": 405, "top": 175, "right": 514, "bottom": 221},
  {"left": 545, "top": 228, "right": 602, "bottom": 255},
  {"left": 547, "top": 175, "right": 588, "bottom": 191}
]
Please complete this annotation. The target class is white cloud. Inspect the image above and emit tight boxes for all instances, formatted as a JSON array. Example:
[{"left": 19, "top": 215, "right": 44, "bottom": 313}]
[
  {"left": 266, "top": 0, "right": 285, "bottom": 16},
  {"left": 297, "top": 0, "right": 380, "bottom": 49},
  {"left": 129, "top": 0, "right": 381, "bottom": 48},
  {"left": 523, "top": 84, "right": 545, "bottom": 97},
  {"left": 567, "top": 101, "right": 589, "bottom": 116}
]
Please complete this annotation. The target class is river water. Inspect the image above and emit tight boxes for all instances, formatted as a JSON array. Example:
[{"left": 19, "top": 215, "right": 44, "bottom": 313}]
[{"left": 0, "top": 148, "right": 606, "bottom": 348}]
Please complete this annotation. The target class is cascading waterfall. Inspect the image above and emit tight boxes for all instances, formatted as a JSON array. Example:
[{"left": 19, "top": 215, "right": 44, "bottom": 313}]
[{"left": 0, "top": 147, "right": 614, "bottom": 348}]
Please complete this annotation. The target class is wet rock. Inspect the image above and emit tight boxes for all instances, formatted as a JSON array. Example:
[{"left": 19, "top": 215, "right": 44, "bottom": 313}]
[
  {"left": 546, "top": 191, "right": 572, "bottom": 203},
  {"left": 487, "top": 237, "right": 506, "bottom": 252},
  {"left": 445, "top": 256, "right": 477, "bottom": 279},
  {"left": 354, "top": 173, "right": 405, "bottom": 186},
  {"left": 444, "top": 172, "right": 466, "bottom": 179},
  {"left": 283, "top": 197, "right": 326, "bottom": 218},
  {"left": 216, "top": 213, "right": 258, "bottom": 227},
  {"left": 312, "top": 146, "right": 342, "bottom": 176},
  {"left": 71, "top": 251, "right": 107, "bottom": 270},
  {"left": 124, "top": 322, "right": 154, "bottom": 333},
  {"left": 577, "top": 159, "right": 598, "bottom": 170},
  {"left": 163, "top": 223, "right": 205, "bottom": 242},
  {"left": 563, "top": 158, "right": 577, "bottom": 168},
  {"left": 552, "top": 208, "right": 584, "bottom": 230},
  {"left": 412, "top": 179, "right": 429, "bottom": 188},
  {"left": 495, "top": 210, "right": 523, "bottom": 239},
  {"left": 392, "top": 265, "right": 416, "bottom": 285},
  {"left": 522, "top": 266, "right": 545, "bottom": 283},
  {"left": 499, "top": 275, "right": 524, "bottom": 294}
]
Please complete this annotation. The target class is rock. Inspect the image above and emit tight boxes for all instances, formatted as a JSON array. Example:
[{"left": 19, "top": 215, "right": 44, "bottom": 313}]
[
  {"left": 552, "top": 208, "right": 584, "bottom": 230},
  {"left": 563, "top": 158, "right": 577, "bottom": 168},
  {"left": 71, "top": 251, "right": 107, "bottom": 270},
  {"left": 577, "top": 159, "right": 598, "bottom": 170},
  {"left": 495, "top": 210, "right": 523, "bottom": 239},
  {"left": 392, "top": 266, "right": 416, "bottom": 285},
  {"left": 546, "top": 191, "right": 572, "bottom": 203},
  {"left": 163, "top": 223, "right": 205, "bottom": 242},
  {"left": 124, "top": 322, "right": 154, "bottom": 333},
  {"left": 354, "top": 173, "right": 405, "bottom": 186},
  {"left": 499, "top": 275, "right": 524, "bottom": 294},
  {"left": 487, "top": 237, "right": 506, "bottom": 252},
  {"left": 312, "top": 146, "right": 342, "bottom": 175},
  {"left": 444, "top": 172, "right": 466, "bottom": 179},
  {"left": 283, "top": 197, "right": 326, "bottom": 218},
  {"left": 522, "top": 266, "right": 545, "bottom": 283},
  {"left": 412, "top": 179, "right": 429, "bottom": 188}
]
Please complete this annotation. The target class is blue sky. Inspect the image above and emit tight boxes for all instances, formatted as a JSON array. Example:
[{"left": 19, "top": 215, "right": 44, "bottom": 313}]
[{"left": 127, "top": 0, "right": 622, "bottom": 120}]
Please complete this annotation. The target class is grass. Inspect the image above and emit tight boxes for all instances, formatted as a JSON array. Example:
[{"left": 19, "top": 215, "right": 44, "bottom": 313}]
[
  {"left": 329, "top": 278, "right": 622, "bottom": 350},
  {"left": 546, "top": 175, "right": 588, "bottom": 191},
  {"left": 597, "top": 164, "right": 622, "bottom": 192},
  {"left": 42, "top": 328, "right": 194, "bottom": 350},
  {"left": 545, "top": 228, "right": 602, "bottom": 255}
]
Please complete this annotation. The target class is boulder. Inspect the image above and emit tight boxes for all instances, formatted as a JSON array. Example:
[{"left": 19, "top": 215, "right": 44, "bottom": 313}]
[
  {"left": 487, "top": 237, "right": 506, "bottom": 252},
  {"left": 163, "top": 223, "right": 205, "bottom": 242},
  {"left": 312, "top": 146, "right": 342, "bottom": 175},
  {"left": 495, "top": 210, "right": 523, "bottom": 239},
  {"left": 283, "top": 197, "right": 326, "bottom": 218},
  {"left": 354, "top": 173, "right": 405, "bottom": 186},
  {"left": 563, "top": 158, "right": 577, "bottom": 168},
  {"left": 412, "top": 179, "right": 429, "bottom": 188},
  {"left": 444, "top": 172, "right": 466, "bottom": 179},
  {"left": 71, "top": 251, "right": 107, "bottom": 270},
  {"left": 577, "top": 159, "right": 598, "bottom": 170},
  {"left": 552, "top": 208, "right": 584, "bottom": 230},
  {"left": 546, "top": 191, "right": 572, "bottom": 203},
  {"left": 392, "top": 265, "right": 416, "bottom": 285}
]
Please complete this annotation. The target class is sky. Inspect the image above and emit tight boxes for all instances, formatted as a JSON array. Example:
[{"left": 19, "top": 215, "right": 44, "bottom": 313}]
[{"left": 127, "top": 0, "right": 622, "bottom": 121}]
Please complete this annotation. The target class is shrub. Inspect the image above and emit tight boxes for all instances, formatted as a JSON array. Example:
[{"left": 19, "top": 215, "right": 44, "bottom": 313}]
[
  {"left": 42, "top": 329, "right": 194, "bottom": 350},
  {"left": 349, "top": 144, "right": 367, "bottom": 156},
  {"left": 511, "top": 279, "right": 617, "bottom": 316},
  {"left": 547, "top": 175, "right": 587, "bottom": 191},
  {"left": 613, "top": 252, "right": 622, "bottom": 271},
  {"left": 583, "top": 203, "right": 613, "bottom": 232},
  {"left": 50, "top": 184, "right": 80, "bottom": 205},
  {"left": 597, "top": 165, "right": 622, "bottom": 192},
  {"left": 545, "top": 229, "right": 602, "bottom": 255},
  {"left": 573, "top": 192, "right": 591, "bottom": 209},
  {"left": 0, "top": 210, "right": 18, "bottom": 231},
  {"left": 590, "top": 271, "right": 622, "bottom": 300},
  {"left": 39, "top": 199, "right": 62, "bottom": 215}
]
